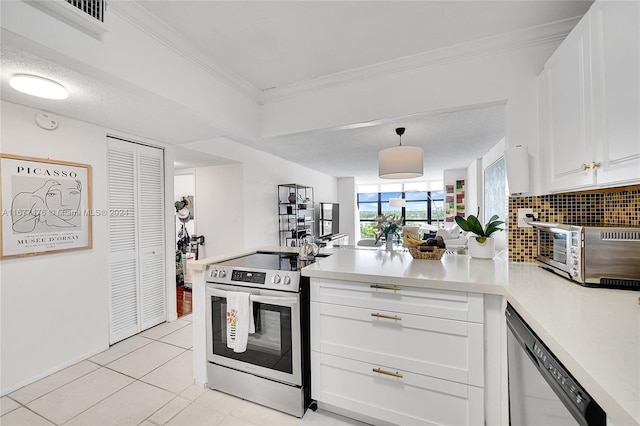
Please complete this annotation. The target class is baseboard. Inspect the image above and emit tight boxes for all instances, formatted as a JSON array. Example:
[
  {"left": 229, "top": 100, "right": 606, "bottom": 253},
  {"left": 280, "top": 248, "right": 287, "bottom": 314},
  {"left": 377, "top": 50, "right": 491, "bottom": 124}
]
[{"left": 1, "top": 344, "right": 108, "bottom": 396}]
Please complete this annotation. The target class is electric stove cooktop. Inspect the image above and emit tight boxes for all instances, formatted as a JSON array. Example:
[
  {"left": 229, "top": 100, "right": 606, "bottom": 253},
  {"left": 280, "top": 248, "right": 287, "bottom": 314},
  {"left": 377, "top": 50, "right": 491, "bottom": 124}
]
[{"left": 216, "top": 252, "right": 307, "bottom": 271}]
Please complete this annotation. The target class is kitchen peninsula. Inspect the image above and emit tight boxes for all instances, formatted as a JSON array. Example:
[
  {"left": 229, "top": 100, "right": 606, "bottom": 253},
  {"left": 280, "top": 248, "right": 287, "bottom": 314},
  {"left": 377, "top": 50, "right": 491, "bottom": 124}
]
[{"left": 189, "top": 247, "right": 639, "bottom": 426}]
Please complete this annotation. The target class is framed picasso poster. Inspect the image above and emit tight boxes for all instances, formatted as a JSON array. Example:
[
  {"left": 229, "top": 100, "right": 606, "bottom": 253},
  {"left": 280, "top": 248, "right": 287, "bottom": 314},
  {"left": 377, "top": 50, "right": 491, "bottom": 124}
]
[{"left": 0, "top": 154, "right": 92, "bottom": 259}]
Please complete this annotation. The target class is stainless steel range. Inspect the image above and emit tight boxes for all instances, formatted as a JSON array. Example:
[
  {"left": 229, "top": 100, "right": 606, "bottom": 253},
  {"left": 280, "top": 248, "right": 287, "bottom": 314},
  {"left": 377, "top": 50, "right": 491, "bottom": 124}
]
[{"left": 204, "top": 251, "right": 313, "bottom": 417}]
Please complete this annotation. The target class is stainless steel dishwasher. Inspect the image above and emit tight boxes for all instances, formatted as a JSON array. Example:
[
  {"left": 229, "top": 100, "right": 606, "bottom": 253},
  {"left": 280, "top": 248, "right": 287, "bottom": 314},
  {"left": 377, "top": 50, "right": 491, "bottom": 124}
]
[{"left": 506, "top": 303, "right": 606, "bottom": 425}]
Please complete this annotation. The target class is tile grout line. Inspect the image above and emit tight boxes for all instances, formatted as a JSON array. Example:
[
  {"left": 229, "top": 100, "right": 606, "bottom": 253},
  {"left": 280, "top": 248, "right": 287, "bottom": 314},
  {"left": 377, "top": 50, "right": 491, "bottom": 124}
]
[
  {"left": 140, "top": 394, "right": 191, "bottom": 426},
  {"left": 86, "top": 336, "right": 155, "bottom": 367},
  {"left": 6, "top": 363, "right": 102, "bottom": 407}
]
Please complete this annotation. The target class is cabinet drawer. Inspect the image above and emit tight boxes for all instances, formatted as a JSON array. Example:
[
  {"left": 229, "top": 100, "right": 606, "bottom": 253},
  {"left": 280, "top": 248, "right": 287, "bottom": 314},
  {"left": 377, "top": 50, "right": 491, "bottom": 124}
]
[
  {"left": 311, "top": 302, "right": 484, "bottom": 386},
  {"left": 310, "top": 278, "right": 484, "bottom": 323},
  {"left": 311, "top": 352, "right": 484, "bottom": 426}
]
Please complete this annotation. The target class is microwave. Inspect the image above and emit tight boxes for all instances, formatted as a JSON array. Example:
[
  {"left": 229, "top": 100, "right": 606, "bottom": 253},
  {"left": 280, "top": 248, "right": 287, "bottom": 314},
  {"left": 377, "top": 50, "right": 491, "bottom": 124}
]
[{"left": 530, "top": 222, "right": 640, "bottom": 290}]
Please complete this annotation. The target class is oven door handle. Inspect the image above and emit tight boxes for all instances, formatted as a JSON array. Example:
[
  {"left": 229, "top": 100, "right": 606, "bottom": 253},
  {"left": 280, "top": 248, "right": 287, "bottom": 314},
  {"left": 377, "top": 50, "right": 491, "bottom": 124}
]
[
  {"left": 208, "top": 288, "right": 298, "bottom": 307},
  {"left": 207, "top": 288, "right": 230, "bottom": 298},
  {"left": 250, "top": 295, "right": 298, "bottom": 307}
]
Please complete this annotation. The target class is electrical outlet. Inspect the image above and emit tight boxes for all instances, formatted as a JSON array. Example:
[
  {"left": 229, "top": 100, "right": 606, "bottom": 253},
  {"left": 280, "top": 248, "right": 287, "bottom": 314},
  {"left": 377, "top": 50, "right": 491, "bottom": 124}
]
[{"left": 517, "top": 208, "right": 536, "bottom": 228}]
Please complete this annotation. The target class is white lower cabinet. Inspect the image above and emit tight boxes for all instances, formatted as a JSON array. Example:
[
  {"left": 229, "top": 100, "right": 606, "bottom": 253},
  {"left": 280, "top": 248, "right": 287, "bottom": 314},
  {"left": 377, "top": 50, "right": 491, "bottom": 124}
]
[
  {"left": 312, "top": 352, "right": 484, "bottom": 426},
  {"left": 310, "top": 278, "right": 486, "bottom": 425}
]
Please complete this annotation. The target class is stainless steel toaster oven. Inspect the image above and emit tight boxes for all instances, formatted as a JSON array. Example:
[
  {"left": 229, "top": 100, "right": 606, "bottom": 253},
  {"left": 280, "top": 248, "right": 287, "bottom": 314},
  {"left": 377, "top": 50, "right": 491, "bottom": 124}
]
[{"left": 531, "top": 222, "right": 640, "bottom": 290}]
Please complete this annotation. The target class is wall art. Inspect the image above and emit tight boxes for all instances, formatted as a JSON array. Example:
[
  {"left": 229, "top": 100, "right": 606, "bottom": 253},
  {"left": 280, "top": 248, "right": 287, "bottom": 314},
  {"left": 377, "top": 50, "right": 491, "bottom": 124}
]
[{"left": 1, "top": 154, "right": 92, "bottom": 259}]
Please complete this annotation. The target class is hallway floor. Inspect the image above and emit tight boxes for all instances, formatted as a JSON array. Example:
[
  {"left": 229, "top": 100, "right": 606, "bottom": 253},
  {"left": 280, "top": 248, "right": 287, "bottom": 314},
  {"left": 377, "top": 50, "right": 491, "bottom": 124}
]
[{"left": 0, "top": 316, "right": 366, "bottom": 426}]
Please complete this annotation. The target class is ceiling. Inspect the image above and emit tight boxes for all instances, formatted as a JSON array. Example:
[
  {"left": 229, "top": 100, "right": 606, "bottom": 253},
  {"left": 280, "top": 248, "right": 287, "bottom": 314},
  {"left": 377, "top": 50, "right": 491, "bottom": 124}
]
[
  {"left": 1, "top": 1, "right": 593, "bottom": 183},
  {"left": 137, "top": 1, "right": 593, "bottom": 92},
  {"left": 256, "top": 102, "right": 506, "bottom": 182}
]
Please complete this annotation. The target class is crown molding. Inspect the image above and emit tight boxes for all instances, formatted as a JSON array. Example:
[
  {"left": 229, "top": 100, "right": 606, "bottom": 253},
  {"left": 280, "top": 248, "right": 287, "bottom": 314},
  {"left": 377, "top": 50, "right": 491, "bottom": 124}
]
[
  {"left": 109, "top": 1, "right": 261, "bottom": 103},
  {"left": 257, "top": 16, "right": 582, "bottom": 105}
]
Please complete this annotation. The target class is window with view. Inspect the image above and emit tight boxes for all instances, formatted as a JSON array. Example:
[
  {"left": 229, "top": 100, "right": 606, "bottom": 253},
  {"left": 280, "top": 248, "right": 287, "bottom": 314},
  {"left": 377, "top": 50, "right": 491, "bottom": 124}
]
[{"left": 357, "top": 183, "right": 444, "bottom": 239}]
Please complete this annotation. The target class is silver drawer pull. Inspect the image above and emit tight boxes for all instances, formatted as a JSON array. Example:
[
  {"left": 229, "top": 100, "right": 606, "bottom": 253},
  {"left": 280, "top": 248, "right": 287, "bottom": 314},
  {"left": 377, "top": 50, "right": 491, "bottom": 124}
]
[
  {"left": 372, "top": 368, "right": 403, "bottom": 379},
  {"left": 371, "top": 313, "right": 401, "bottom": 321},
  {"left": 370, "top": 284, "right": 401, "bottom": 291}
]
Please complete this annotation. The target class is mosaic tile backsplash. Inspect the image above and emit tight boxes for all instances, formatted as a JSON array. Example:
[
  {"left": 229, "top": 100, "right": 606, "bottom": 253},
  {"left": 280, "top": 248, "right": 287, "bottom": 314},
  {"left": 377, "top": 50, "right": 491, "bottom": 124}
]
[{"left": 508, "top": 185, "right": 640, "bottom": 262}]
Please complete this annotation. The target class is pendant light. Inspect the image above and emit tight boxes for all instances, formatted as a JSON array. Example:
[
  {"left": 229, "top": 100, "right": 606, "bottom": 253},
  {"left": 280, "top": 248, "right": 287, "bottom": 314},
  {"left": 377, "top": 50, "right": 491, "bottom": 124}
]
[{"left": 378, "top": 127, "right": 424, "bottom": 179}]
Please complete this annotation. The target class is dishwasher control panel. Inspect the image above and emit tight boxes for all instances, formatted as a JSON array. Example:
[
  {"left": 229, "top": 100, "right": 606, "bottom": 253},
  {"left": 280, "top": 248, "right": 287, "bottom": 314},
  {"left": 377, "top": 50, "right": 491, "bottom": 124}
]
[{"left": 532, "top": 341, "right": 587, "bottom": 409}]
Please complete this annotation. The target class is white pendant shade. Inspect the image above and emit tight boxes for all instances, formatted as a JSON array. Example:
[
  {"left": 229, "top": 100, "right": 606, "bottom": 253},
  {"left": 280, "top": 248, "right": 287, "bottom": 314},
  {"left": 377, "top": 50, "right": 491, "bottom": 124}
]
[
  {"left": 389, "top": 198, "right": 406, "bottom": 207},
  {"left": 378, "top": 145, "right": 424, "bottom": 179},
  {"left": 9, "top": 74, "right": 68, "bottom": 100}
]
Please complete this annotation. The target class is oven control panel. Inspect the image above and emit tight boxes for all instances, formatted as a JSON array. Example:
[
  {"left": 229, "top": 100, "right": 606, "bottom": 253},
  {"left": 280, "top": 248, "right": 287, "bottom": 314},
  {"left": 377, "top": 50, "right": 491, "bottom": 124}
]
[
  {"left": 231, "top": 270, "right": 266, "bottom": 284},
  {"left": 206, "top": 266, "right": 300, "bottom": 292}
]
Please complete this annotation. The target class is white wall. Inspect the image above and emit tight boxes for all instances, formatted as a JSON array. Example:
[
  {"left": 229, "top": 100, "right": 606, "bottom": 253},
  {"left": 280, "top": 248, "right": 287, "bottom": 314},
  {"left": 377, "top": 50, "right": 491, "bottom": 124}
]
[
  {"left": 464, "top": 160, "right": 482, "bottom": 219},
  {"left": 337, "top": 177, "right": 357, "bottom": 244},
  {"left": 0, "top": 100, "right": 176, "bottom": 394},
  {"left": 181, "top": 138, "right": 338, "bottom": 252},
  {"left": 193, "top": 163, "right": 244, "bottom": 258}
]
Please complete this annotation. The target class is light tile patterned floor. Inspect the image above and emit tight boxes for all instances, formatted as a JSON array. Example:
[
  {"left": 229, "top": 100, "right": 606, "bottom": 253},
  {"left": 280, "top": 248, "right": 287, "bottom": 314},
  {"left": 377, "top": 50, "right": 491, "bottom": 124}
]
[{"left": 1, "top": 315, "right": 367, "bottom": 426}]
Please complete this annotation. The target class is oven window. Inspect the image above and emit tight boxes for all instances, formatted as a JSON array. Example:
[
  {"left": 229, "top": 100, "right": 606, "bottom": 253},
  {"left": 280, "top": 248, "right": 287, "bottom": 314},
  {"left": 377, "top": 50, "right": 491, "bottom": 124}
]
[
  {"left": 210, "top": 297, "right": 293, "bottom": 374},
  {"left": 539, "top": 232, "right": 567, "bottom": 263}
]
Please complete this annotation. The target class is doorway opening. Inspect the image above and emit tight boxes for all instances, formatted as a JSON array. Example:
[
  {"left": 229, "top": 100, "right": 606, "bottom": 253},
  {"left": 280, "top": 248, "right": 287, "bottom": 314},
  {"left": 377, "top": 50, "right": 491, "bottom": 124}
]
[{"left": 174, "top": 172, "right": 196, "bottom": 318}]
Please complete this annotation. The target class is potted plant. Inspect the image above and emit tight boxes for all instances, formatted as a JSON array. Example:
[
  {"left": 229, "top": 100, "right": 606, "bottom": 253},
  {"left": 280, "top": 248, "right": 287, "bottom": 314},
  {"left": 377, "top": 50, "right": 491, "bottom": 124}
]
[{"left": 454, "top": 214, "right": 504, "bottom": 259}]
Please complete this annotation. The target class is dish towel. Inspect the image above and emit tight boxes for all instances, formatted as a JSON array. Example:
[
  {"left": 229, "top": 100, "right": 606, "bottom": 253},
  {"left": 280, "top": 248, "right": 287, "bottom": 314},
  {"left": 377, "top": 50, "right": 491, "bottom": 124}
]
[{"left": 226, "top": 291, "right": 255, "bottom": 353}]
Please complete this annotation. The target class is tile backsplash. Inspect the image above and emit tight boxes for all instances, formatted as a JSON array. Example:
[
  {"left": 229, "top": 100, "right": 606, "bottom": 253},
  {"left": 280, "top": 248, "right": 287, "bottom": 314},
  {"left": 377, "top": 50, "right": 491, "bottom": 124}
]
[{"left": 508, "top": 185, "right": 640, "bottom": 262}]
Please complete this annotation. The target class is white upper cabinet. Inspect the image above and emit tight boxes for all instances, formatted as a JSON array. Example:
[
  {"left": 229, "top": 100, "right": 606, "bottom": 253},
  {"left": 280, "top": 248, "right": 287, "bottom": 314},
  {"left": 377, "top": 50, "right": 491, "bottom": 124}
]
[
  {"left": 590, "top": 0, "right": 640, "bottom": 187},
  {"left": 540, "top": 0, "right": 640, "bottom": 192}
]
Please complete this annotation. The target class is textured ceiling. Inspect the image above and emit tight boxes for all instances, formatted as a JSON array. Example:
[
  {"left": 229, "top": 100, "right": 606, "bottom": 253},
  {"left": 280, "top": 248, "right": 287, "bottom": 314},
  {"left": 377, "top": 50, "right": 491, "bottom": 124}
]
[
  {"left": 258, "top": 102, "right": 506, "bottom": 182},
  {"left": 0, "top": 46, "right": 229, "bottom": 145}
]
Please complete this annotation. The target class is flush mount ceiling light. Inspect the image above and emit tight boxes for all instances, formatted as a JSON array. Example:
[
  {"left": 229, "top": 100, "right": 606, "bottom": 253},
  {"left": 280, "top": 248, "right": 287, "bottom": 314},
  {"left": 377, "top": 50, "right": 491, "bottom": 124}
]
[
  {"left": 9, "top": 74, "right": 68, "bottom": 100},
  {"left": 378, "top": 127, "right": 424, "bottom": 179}
]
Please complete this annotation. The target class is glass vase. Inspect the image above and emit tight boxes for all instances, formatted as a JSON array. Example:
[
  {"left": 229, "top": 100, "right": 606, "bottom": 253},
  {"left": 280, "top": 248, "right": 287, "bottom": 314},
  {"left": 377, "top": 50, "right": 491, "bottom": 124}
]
[{"left": 385, "top": 236, "right": 394, "bottom": 250}]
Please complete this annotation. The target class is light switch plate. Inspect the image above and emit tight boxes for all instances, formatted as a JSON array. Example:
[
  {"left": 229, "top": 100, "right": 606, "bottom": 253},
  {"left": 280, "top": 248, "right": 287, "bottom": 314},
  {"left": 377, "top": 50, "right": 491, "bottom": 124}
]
[{"left": 517, "top": 208, "right": 535, "bottom": 228}]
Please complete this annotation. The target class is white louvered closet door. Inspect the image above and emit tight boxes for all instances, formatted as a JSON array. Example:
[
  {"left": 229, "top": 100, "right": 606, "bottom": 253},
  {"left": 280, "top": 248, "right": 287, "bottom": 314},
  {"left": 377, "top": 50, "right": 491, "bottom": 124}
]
[
  {"left": 107, "top": 138, "right": 165, "bottom": 344},
  {"left": 137, "top": 145, "right": 166, "bottom": 331}
]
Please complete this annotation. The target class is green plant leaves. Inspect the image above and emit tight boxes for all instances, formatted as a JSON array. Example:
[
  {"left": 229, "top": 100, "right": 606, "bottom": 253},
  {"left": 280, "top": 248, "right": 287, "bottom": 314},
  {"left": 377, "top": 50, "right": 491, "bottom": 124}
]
[
  {"left": 454, "top": 215, "right": 471, "bottom": 232},
  {"left": 454, "top": 213, "right": 504, "bottom": 238},
  {"left": 466, "top": 215, "right": 484, "bottom": 235}
]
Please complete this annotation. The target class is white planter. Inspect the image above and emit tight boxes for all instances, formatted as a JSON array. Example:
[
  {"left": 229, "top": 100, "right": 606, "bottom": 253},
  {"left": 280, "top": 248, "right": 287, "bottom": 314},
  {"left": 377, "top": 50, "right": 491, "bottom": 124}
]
[{"left": 467, "top": 237, "right": 495, "bottom": 259}]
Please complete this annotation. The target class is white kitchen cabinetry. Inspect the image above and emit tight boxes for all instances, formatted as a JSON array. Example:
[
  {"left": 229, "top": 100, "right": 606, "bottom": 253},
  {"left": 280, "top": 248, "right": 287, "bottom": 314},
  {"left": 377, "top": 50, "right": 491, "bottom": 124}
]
[
  {"left": 540, "top": 0, "right": 640, "bottom": 192},
  {"left": 310, "top": 278, "right": 485, "bottom": 425},
  {"left": 590, "top": 0, "right": 640, "bottom": 187}
]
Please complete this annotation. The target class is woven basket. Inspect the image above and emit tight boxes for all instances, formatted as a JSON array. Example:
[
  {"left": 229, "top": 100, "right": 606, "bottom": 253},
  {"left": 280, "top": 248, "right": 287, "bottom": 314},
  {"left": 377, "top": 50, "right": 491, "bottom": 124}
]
[{"left": 407, "top": 246, "right": 446, "bottom": 260}]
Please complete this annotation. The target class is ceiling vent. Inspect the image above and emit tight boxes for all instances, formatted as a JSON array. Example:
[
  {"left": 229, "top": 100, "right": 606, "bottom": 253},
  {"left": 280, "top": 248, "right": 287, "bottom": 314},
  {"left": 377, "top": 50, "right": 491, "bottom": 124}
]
[{"left": 26, "top": 0, "right": 108, "bottom": 37}]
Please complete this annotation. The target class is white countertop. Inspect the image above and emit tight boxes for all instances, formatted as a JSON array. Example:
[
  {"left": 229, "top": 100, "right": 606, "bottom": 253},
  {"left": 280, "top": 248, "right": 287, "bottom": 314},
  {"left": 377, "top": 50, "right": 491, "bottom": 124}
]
[{"left": 301, "top": 248, "right": 640, "bottom": 426}]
